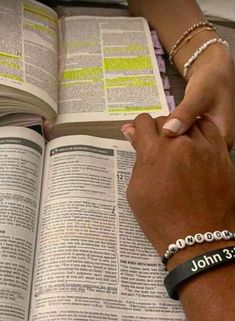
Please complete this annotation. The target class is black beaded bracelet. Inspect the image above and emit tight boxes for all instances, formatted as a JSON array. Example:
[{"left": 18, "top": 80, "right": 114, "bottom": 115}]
[{"left": 164, "top": 246, "right": 235, "bottom": 300}]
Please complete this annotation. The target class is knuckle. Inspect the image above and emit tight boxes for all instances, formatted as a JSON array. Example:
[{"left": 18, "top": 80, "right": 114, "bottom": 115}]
[
  {"left": 135, "top": 113, "right": 151, "bottom": 123},
  {"left": 155, "top": 115, "right": 168, "bottom": 123},
  {"left": 172, "top": 135, "right": 196, "bottom": 158},
  {"left": 174, "top": 135, "right": 193, "bottom": 150},
  {"left": 155, "top": 116, "right": 169, "bottom": 132}
]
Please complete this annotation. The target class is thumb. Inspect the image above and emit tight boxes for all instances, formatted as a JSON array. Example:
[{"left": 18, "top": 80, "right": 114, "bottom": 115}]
[{"left": 162, "top": 95, "right": 205, "bottom": 137}]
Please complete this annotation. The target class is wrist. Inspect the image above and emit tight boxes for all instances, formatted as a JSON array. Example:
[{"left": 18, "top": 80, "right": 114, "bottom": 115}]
[
  {"left": 167, "top": 239, "right": 235, "bottom": 271},
  {"left": 178, "top": 248, "right": 235, "bottom": 321},
  {"left": 187, "top": 41, "right": 233, "bottom": 80},
  {"left": 165, "top": 240, "right": 235, "bottom": 320},
  {"left": 172, "top": 29, "right": 231, "bottom": 79}
]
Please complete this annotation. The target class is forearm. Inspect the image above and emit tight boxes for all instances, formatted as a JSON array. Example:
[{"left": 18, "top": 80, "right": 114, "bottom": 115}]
[
  {"left": 127, "top": 0, "right": 204, "bottom": 52},
  {"left": 127, "top": 0, "right": 222, "bottom": 76},
  {"left": 127, "top": 0, "right": 235, "bottom": 147}
]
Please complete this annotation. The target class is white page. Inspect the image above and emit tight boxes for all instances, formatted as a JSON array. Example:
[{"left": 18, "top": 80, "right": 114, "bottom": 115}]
[
  {"left": 30, "top": 135, "right": 185, "bottom": 321},
  {"left": 0, "top": 127, "right": 44, "bottom": 321}
]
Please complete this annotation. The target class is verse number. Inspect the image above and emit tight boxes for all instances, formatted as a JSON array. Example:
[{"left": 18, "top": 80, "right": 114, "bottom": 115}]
[
  {"left": 117, "top": 173, "right": 125, "bottom": 180},
  {"left": 223, "top": 248, "right": 232, "bottom": 259}
]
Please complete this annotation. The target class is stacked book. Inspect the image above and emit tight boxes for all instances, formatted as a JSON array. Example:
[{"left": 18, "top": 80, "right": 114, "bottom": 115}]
[{"left": 0, "top": 1, "right": 184, "bottom": 321}]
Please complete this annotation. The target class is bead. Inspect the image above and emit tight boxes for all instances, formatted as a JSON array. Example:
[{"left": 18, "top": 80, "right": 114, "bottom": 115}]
[
  {"left": 169, "top": 21, "right": 215, "bottom": 65},
  {"left": 168, "top": 244, "right": 178, "bottom": 254},
  {"left": 204, "top": 232, "right": 214, "bottom": 242},
  {"left": 165, "top": 250, "right": 171, "bottom": 259},
  {"left": 185, "top": 235, "right": 195, "bottom": 246},
  {"left": 213, "top": 231, "right": 223, "bottom": 241},
  {"left": 195, "top": 233, "right": 204, "bottom": 243},
  {"left": 162, "top": 230, "right": 235, "bottom": 269},
  {"left": 176, "top": 238, "right": 186, "bottom": 249},
  {"left": 222, "top": 230, "right": 231, "bottom": 240},
  {"left": 183, "top": 38, "right": 229, "bottom": 78}
]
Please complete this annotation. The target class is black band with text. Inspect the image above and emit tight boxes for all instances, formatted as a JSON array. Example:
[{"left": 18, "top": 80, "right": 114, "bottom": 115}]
[{"left": 164, "top": 246, "right": 235, "bottom": 300}]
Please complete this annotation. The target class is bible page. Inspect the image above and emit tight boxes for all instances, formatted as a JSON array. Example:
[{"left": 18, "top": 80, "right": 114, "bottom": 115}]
[
  {"left": 0, "top": 127, "right": 44, "bottom": 321},
  {"left": 0, "top": 0, "right": 58, "bottom": 114},
  {"left": 57, "top": 16, "right": 169, "bottom": 124},
  {"left": 30, "top": 135, "right": 185, "bottom": 321}
]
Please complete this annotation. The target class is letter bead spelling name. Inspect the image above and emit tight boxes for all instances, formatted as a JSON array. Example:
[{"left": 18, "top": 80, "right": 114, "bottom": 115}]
[
  {"left": 195, "top": 233, "right": 204, "bottom": 243},
  {"left": 213, "top": 231, "right": 223, "bottom": 241},
  {"left": 204, "top": 232, "right": 213, "bottom": 242},
  {"left": 176, "top": 239, "right": 186, "bottom": 249},
  {"left": 185, "top": 235, "right": 195, "bottom": 245},
  {"left": 162, "top": 230, "right": 235, "bottom": 268}
]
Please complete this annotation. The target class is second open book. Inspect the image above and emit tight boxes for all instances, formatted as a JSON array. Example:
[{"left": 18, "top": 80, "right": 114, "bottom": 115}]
[{"left": 0, "top": 0, "right": 169, "bottom": 138}]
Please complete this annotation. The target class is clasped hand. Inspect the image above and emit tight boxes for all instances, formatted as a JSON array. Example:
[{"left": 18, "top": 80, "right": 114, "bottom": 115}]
[{"left": 127, "top": 114, "right": 235, "bottom": 259}]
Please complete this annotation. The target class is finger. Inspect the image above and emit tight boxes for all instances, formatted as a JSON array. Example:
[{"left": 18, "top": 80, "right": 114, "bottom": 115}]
[
  {"left": 162, "top": 84, "right": 208, "bottom": 137},
  {"left": 121, "top": 123, "right": 134, "bottom": 131},
  {"left": 121, "top": 123, "right": 135, "bottom": 143},
  {"left": 186, "top": 120, "right": 206, "bottom": 140},
  {"left": 196, "top": 117, "right": 225, "bottom": 146},
  {"left": 154, "top": 115, "right": 203, "bottom": 142},
  {"left": 224, "top": 125, "right": 235, "bottom": 151},
  {"left": 154, "top": 116, "right": 169, "bottom": 134},
  {"left": 204, "top": 100, "right": 235, "bottom": 150},
  {"left": 218, "top": 120, "right": 235, "bottom": 151},
  {"left": 155, "top": 115, "right": 204, "bottom": 142},
  {"left": 132, "top": 113, "right": 158, "bottom": 152}
]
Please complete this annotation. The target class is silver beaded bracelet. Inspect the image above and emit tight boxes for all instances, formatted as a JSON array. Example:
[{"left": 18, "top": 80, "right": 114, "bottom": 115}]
[
  {"left": 162, "top": 230, "right": 235, "bottom": 268},
  {"left": 183, "top": 38, "right": 229, "bottom": 78}
]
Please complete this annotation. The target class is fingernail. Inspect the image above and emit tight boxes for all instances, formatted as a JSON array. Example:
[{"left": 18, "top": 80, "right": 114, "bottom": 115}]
[
  {"left": 121, "top": 123, "right": 134, "bottom": 131},
  {"left": 163, "top": 119, "right": 183, "bottom": 134},
  {"left": 121, "top": 130, "right": 133, "bottom": 143}
]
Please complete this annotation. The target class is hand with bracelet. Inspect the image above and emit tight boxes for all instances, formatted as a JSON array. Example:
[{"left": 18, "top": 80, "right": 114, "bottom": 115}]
[
  {"left": 126, "top": 114, "right": 235, "bottom": 321},
  {"left": 127, "top": 0, "right": 235, "bottom": 149}
]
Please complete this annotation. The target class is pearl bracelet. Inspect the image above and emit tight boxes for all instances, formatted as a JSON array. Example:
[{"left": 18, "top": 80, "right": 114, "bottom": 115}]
[
  {"left": 183, "top": 38, "right": 229, "bottom": 78},
  {"left": 162, "top": 230, "right": 235, "bottom": 268}
]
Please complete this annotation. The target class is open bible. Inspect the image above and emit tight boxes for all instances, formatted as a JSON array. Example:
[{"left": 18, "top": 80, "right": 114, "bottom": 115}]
[
  {"left": 0, "top": 1, "right": 185, "bottom": 320},
  {"left": 0, "top": 126, "right": 185, "bottom": 321},
  {"left": 0, "top": 0, "right": 169, "bottom": 138}
]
